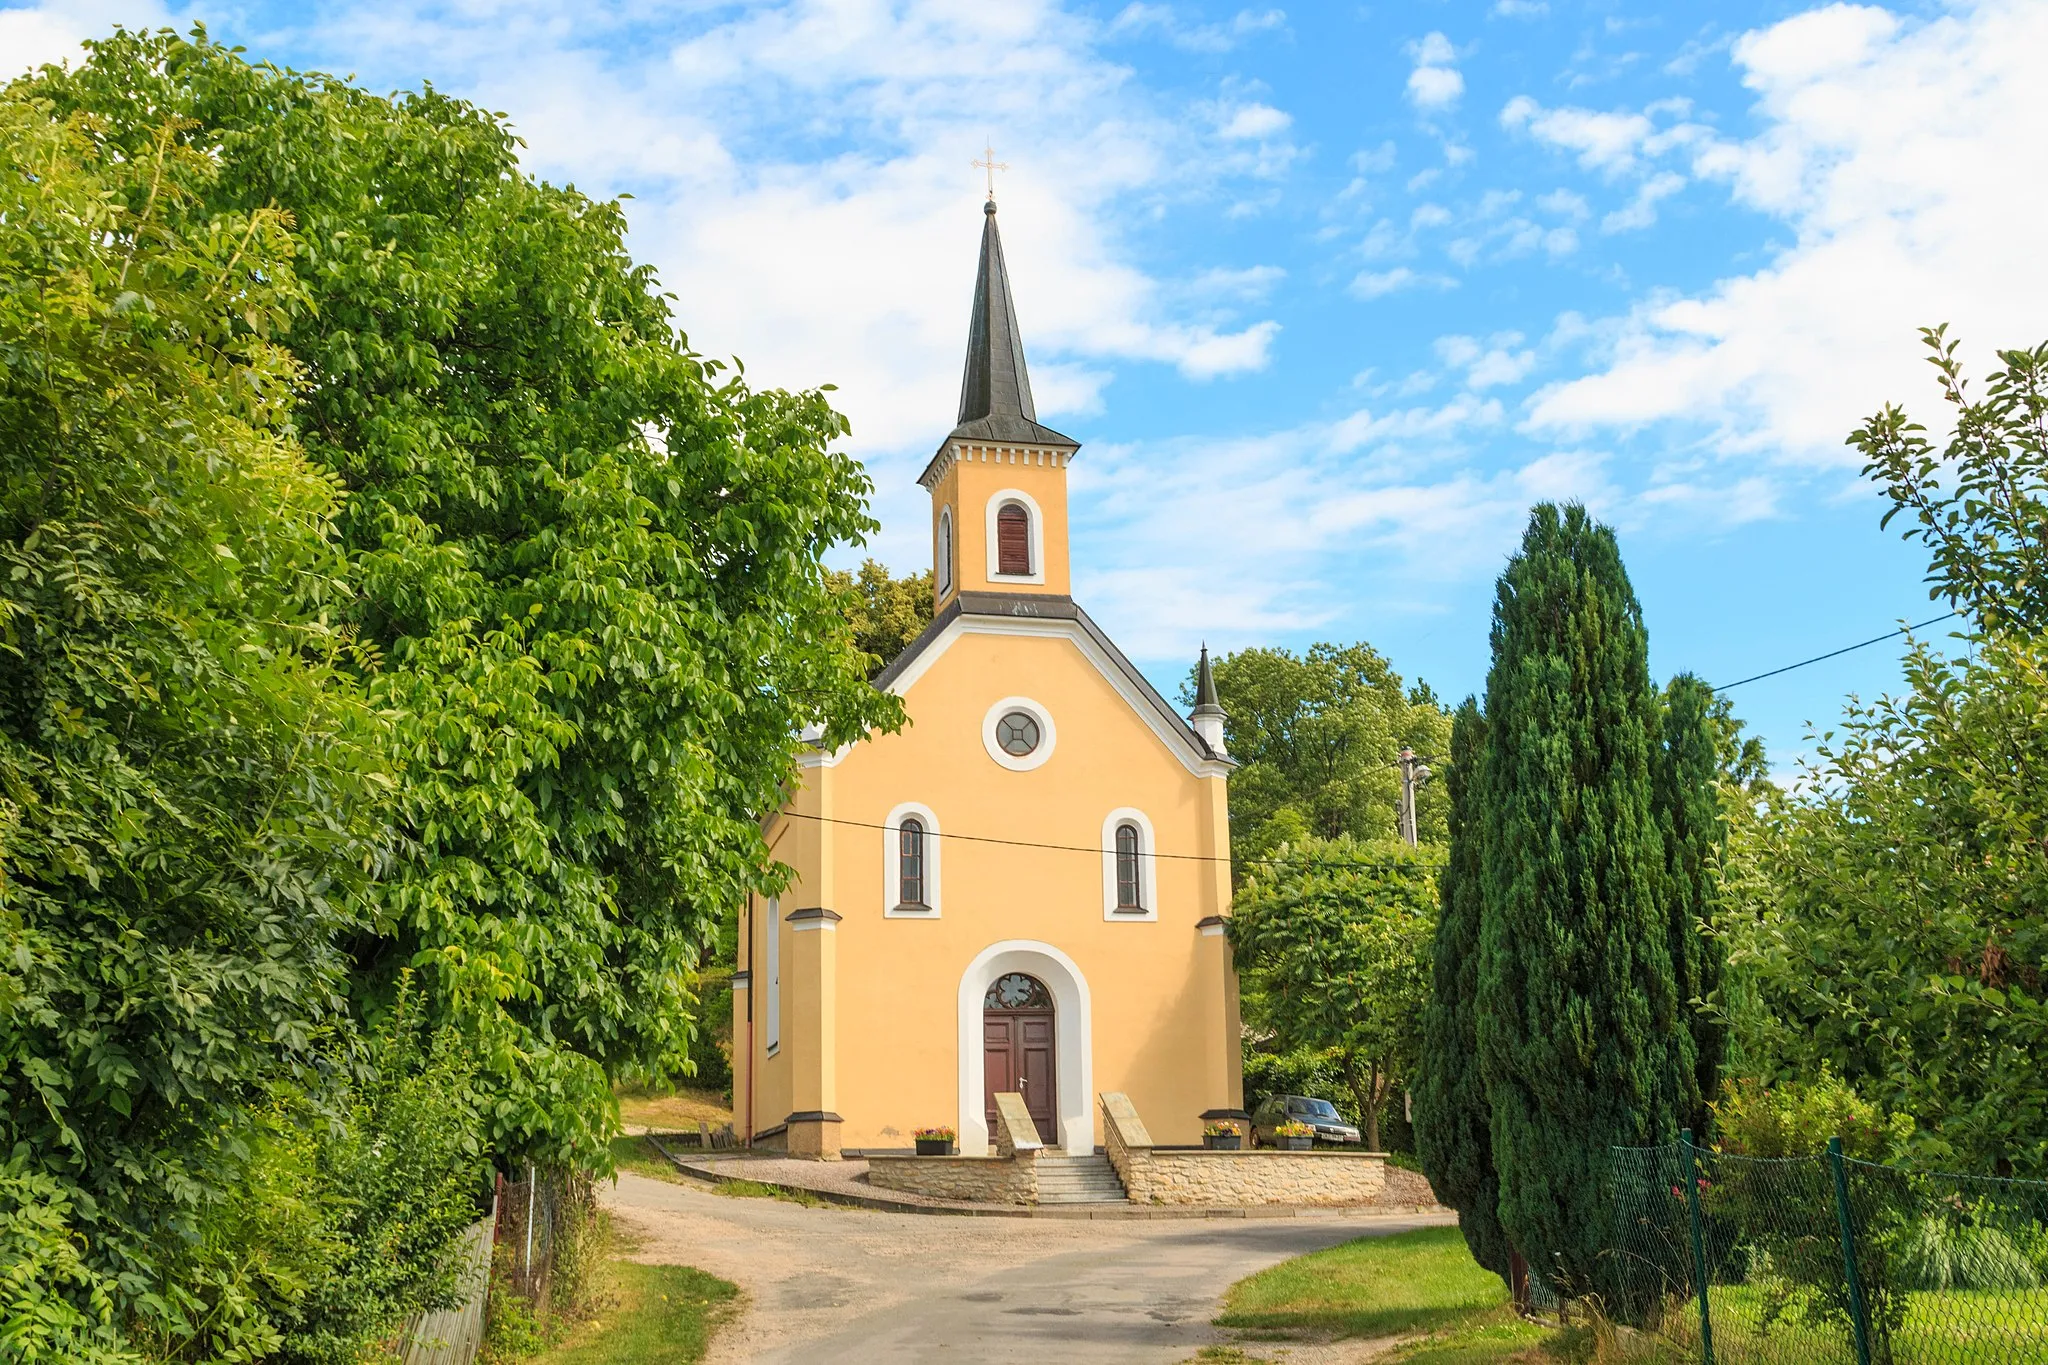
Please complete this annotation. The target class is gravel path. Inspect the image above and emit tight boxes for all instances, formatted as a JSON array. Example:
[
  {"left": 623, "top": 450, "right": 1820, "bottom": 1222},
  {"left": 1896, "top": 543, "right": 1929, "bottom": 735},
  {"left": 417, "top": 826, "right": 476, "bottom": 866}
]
[{"left": 602, "top": 1169, "right": 1454, "bottom": 1363}]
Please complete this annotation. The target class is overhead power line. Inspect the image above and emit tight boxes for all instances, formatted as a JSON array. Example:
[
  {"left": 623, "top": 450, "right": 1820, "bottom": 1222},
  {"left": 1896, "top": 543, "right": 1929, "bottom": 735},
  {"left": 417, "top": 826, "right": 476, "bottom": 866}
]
[
  {"left": 769, "top": 810, "right": 1430, "bottom": 872},
  {"left": 1711, "top": 612, "right": 1960, "bottom": 693}
]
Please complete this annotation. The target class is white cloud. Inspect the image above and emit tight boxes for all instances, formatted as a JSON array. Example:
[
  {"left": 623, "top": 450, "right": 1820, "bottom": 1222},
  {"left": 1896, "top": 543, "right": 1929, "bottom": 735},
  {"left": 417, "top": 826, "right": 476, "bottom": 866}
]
[
  {"left": 0, "top": 0, "right": 168, "bottom": 77},
  {"left": 1407, "top": 31, "right": 1464, "bottom": 111},
  {"left": 1352, "top": 267, "right": 1456, "bottom": 299},
  {"left": 1601, "top": 170, "right": 1686, "bottom": 232},
  {"left": 1528, "top": 0, "right": 2048, "bottom": 468},
  {"left": 1501, "top": 96, "right": 1657, "bottom": 174},
  {"left": 1219, "top": 102, "right": 1292, "bottom": 140},
  {"left": 1186, "top": 264, "right": 1287, "bottom": 302},
  {"left": 1437, "top": 333, "right": 1539, "bottom": 389},
  {"left": 1492, "top": 0, "right": 1549, "bottom": 16},
  {"left": 1108, "top": 4, "right": 1287, "bottom": 54}
]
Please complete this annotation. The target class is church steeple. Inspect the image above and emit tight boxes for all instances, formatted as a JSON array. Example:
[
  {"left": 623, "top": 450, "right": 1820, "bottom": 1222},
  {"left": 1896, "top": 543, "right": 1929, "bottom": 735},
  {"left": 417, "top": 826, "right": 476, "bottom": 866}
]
[
  {"left": 945, "top": 201, "right": 1075, "bottom": 448},
  {"left": 922, "top": 198, "right": 1079, "bottom": 612}
]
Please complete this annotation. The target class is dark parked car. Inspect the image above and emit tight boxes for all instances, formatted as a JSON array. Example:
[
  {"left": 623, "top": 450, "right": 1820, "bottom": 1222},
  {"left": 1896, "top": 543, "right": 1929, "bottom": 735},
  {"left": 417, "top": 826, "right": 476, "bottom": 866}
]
[{"left": 1250, "top": 1094, "right": 1361, "bottom": 1146}]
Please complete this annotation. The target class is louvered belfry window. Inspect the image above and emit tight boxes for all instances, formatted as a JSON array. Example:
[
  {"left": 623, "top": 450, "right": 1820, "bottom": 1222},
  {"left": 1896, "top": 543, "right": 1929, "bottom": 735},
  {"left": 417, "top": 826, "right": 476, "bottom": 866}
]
[
  {"left": 996, "top": 503, "right": 1031, "bottom": 575},
  {"left": 899, "top": 818, "right": 926, "bottom": 906},
  {"left": 1115, "top": 822, "right": 1143, "bottom": 910}
]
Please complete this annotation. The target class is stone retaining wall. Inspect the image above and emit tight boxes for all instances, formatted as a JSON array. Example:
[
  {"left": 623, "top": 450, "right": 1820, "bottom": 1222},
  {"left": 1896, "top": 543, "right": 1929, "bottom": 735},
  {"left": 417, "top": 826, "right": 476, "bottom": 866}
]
[
  {"left": 1101, "top": 1092, "right": 1387, "bottom": 1207},
  {"left": 867, "top": 1092, "right": 1043, "bottom": 1205}
]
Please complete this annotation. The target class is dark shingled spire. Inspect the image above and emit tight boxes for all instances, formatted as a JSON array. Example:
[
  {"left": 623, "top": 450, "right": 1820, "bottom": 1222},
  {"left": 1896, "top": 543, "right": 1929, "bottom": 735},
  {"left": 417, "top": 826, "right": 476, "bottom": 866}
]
[
  {"left": 1193, "top": 644, "right": 1222, "bottom": 715},
  {"left": 945, "top": 200, "right": 1076, "bottom": 450}
]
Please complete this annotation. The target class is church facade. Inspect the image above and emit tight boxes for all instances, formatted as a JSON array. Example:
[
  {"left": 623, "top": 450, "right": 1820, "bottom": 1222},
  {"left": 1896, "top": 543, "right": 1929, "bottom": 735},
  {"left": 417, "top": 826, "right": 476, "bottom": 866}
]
[{"left": 732, "top": 200, "right": 1245, "bottom": 1159}]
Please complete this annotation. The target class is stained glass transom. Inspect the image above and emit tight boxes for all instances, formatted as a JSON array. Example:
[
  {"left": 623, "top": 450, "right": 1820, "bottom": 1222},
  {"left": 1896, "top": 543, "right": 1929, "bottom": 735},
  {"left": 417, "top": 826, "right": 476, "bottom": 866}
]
[{"left": 983, "top": 972, "right": 1053, "bottom": 1011}]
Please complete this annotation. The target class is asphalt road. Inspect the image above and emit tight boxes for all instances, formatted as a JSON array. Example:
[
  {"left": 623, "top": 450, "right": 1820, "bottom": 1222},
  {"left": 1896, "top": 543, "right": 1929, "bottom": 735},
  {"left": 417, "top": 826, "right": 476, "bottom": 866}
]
[{"left": 602, "top": 1169, "right": 1451, "bottom": 1363}]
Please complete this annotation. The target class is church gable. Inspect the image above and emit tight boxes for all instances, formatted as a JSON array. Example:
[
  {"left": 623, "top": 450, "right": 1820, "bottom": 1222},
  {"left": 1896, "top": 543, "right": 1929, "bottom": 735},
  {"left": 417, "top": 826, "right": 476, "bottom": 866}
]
[{"left": 872, "top": 592, "right": 1228, "bottom": 778}]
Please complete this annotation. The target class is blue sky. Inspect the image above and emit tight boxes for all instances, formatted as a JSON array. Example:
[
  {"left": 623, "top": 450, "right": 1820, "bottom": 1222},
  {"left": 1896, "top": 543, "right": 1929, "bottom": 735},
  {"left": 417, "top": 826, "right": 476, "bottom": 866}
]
[{"left": 10, "top": 0, "right": 2046, "bottom": 767}]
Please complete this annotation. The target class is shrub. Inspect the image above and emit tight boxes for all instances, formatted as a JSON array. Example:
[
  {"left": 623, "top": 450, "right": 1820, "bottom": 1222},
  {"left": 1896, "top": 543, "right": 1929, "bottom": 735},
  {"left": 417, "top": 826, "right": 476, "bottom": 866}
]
[{"left": 1713, "top": 1072, "right": 1913, "bottom": 1160}]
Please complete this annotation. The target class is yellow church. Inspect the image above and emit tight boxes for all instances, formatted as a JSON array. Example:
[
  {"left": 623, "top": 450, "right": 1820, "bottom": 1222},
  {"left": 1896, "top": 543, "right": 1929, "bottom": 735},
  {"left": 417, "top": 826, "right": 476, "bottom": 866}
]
[{"left": 732, "top": 198, "right": 1245, "bottom": 1161}]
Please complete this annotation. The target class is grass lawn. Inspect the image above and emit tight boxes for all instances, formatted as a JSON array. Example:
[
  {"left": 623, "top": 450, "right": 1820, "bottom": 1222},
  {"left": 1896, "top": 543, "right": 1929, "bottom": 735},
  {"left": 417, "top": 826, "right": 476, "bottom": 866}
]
[
  {"left": 1206, "top": 1226, "right": 1576, "bottom": 1364},
  {"left": 1218, "top": 1226, "right": 1521, "bottom": 1339},
  {"left": 617, "top": 1085, "right": 732, "bottom": 1134},
  {"left": 1649, "top": 1280, "right": 2048, "bottom": 1364},
  {"left": 530, "top": 1262, "right": 738, "bottom": 1365}
]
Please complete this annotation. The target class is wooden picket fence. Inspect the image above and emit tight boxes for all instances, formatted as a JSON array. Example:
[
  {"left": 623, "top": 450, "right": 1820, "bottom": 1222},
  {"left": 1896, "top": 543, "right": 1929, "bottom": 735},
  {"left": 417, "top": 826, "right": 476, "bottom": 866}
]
[{"left": 396, "top": 1196, "right": 497, "bottom": 1365}]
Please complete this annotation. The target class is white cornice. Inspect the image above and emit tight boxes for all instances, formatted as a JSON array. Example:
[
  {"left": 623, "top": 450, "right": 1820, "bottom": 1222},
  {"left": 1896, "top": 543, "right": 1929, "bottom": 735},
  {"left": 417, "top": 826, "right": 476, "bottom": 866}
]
[{"left": 919, "top": 441, "right": 1076, "bottom": 491}]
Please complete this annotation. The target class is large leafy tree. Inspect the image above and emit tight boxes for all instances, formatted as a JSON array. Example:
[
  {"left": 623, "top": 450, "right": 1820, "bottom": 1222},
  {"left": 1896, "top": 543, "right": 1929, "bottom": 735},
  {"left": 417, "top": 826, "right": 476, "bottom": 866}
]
[
  {"left": 1198, "top": 642, "right": 1451, "bottom": 870},
  {"left": 1475, "top": 503, "right": 1681, "bottom": 1296},
  {"left": 0, "top": 87, "right": 385, "bottom": 1350},
  {"left": 1720, "top": 330, "right": 2048, "bottom": 1175},
  {"left": 1229, "top": 838, "right": 1439, "bottom": 1149},
  {"left": 1415, "top": 699, "right": 1510, "bottom": 1280},
  {"left": 828, "top": 558, "right": 934, "bottom": 670},
  {"left": 29, "top": 32, "right": 900, "bottom": 1168}
]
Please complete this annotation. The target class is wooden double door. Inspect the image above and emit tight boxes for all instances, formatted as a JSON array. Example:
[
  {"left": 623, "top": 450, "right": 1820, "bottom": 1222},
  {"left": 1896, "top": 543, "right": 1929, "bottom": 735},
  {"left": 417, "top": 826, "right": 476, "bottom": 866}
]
[{"left": 983, "top": 972, "right": 1056, "bottom": 1144}]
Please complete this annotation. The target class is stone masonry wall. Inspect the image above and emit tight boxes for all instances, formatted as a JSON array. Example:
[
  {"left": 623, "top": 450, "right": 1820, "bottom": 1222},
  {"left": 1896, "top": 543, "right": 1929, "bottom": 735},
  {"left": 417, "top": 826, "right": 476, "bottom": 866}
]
[
  {"left": 1101, "top": 1092, "right": 1387, "bottom": 1207},
  {"left": 867, "top": 1092, "right": 1043, "bottom": 1205},
  {"left": 866, "top": 1153, "right": 1037, "bottom": 1204}
]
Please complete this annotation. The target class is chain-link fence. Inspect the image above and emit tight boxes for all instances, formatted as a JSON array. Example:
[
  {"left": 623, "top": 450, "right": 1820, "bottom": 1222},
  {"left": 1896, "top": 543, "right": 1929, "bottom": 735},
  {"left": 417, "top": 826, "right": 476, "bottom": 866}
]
[{"left": 1608, "top": 1135, "right": 2048, "bottom": 1363}]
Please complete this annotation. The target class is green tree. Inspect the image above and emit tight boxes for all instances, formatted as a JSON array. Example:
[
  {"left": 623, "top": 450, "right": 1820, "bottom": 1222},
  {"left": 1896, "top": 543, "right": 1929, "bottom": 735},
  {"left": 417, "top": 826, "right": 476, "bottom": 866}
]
[
  {"left": 1655, "top": 674, "right": 1726, "bottom": 1137},
  {"left": 1197, "top": 642, "right": 1452, "bottom": 870},
  {"left": 1713, "top": 332, "right": 2048, "bottom": 1175},
  {"left": 0, "top": 87, "right": 388, "bottom": 1355},
  {"left": 1415, "top": 699, "right": 1511, "bottom": 1281},
  {"left": 1229, "top": 837, "right": 1440, "bottom": 1149},
  {"left": 30, "top": 31, "right": 902, "bottom": 1170},
  {"left": 828, "top": 558, "right": 934, "bottom": 669},
  {"left": 1475, "top": 503, "right": 1681, "bottom": 1297}
]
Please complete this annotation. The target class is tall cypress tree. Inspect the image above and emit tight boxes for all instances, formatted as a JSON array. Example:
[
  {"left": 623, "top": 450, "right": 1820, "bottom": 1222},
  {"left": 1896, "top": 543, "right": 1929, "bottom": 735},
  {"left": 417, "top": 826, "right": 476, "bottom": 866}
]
[
  {"left": 1655, "top": 674, "right": 1727, "bottom": 1137},
  {"left": 1416, "top": 698, "right": 1511, "bottom": 1283},
  {"left": 1475, "top": 503, "right": 1681, "bottom": 1297}
]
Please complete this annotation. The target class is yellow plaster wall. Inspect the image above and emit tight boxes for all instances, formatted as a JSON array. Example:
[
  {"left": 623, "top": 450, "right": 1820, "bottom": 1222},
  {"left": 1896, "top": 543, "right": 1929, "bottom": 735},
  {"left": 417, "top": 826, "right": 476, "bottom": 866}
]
[{"left": 769, "top": 625, "right": 1234, "bottom": 1151}]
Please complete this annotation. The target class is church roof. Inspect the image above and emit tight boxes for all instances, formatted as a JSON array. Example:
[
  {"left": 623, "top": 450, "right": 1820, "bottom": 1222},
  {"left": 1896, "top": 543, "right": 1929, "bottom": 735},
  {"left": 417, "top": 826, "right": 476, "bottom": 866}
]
[
  {"left": 872, "top": 592, "right": 1230, "bottom": 768},
  {"left": 936, "top": 201, "right": 1077, "bottom": 458}
]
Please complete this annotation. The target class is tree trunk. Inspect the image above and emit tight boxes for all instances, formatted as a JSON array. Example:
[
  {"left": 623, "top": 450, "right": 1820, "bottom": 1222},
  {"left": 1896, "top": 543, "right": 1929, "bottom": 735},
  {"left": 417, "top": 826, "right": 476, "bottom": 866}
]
[{"left": 1365, "top": 1060, "right": 1383, "bottom": 1149}]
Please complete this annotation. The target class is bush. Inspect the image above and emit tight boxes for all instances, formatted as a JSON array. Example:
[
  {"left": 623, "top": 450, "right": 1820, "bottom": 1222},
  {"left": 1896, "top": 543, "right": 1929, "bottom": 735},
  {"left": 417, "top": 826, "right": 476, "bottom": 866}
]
[
  {"left": 1891, "top": 1214, "right": 2039, "bottom": 1291},
  {"left": 1713, "top": 1071, "right": 1913, "bottom": 1160},
  {"left": 0, "top": 1161, "right": 136, "bottom": 1365}
]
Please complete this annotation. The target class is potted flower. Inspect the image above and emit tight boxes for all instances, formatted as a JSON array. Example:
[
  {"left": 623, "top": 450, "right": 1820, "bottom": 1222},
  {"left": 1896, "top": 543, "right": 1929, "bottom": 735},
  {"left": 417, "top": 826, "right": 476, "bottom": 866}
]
[
  {"left": 1274, "top": 1120, "right": 1315, "bottom": 1151},
  {"left": 914, "top": 1126, "right": 955, "bottom": 1156},
  {"left": 1202, "top": 1122, "right": 1242, "bottom": 1151}
]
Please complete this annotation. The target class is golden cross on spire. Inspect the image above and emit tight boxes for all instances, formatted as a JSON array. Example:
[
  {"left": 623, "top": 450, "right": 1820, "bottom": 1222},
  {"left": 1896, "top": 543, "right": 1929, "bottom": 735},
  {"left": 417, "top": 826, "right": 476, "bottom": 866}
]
[{"left": 972, "top": 140, "right": 1008, "bottom": 201}]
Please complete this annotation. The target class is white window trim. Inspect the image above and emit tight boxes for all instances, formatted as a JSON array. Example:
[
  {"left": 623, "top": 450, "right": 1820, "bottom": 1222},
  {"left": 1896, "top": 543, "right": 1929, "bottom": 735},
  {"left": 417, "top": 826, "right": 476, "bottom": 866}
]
[
  {"left": 982, "top": 696, "right": 1057, "bottom": 772},
  {"left": 984, "top": 488, "right": 1046, "bottom": 585},
  {"left": 935, "top": 507, "right": 954, "bottom": 598},
  {"left": 764, "top": 896, "right": 781, "bottom": 1055},
  {"left": 1101, "top": 807, "right": 1159, "bottom": 921},
  {"left": 882, "top": 801, "right": 942, "bottom": 917}
]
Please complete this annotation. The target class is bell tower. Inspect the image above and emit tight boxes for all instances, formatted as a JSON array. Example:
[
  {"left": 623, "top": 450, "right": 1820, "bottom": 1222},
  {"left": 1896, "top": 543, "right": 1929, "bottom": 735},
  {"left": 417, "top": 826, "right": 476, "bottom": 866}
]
[{"left": 919, "top": 199, "right": 1079, "bottom": 612}]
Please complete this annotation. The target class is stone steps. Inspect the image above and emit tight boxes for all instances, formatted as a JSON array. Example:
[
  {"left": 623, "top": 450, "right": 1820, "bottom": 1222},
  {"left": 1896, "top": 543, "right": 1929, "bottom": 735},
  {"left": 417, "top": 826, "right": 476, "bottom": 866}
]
[{"left": 1034, "top": 1154, "right": 1128, "bottom": 1204}]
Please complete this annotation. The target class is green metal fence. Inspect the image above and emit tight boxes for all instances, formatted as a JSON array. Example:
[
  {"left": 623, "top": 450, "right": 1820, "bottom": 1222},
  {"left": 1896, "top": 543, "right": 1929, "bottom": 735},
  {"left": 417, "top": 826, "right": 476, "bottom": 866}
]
[{"left": 1607, "top": 1135, "right": 2048, "bottom": 1364}]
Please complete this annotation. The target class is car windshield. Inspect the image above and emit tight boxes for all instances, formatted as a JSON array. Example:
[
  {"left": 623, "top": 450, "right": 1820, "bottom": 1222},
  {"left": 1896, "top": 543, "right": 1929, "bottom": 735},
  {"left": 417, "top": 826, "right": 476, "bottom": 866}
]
[{"left": 1290, "top": 1099, "right": 1341, "bottom": 1119}]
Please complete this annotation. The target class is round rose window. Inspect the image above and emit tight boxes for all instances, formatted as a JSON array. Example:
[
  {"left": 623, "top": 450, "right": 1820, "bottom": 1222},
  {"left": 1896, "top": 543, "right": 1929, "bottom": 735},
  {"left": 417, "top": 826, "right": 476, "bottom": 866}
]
[{"left": 994, "top": 711, "right": 1041, "bottom": 757}]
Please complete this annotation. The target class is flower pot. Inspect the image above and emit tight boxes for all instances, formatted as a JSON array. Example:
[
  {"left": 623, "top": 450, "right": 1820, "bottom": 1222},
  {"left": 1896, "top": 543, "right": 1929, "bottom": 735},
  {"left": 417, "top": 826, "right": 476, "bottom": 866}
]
[
  {"left": 1204, "top": 1134, "right": 1243, "bottom": 1150},
  {"left": 1278, "top": 1136, "right": 1313, "bottom": 1151},
  {"left": 915, "top": 1138, "right": 954, "bottom": 1156}
]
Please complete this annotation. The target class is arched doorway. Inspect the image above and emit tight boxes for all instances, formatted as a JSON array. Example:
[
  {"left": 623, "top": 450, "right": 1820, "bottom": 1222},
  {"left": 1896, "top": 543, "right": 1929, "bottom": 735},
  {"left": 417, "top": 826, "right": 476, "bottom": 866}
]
[
  {"left": 956, "top": 941, "right": 1093, "bottom": 1154},
  {"left": 982, "top": 972, "right": 1056, "bottom": 1144}
]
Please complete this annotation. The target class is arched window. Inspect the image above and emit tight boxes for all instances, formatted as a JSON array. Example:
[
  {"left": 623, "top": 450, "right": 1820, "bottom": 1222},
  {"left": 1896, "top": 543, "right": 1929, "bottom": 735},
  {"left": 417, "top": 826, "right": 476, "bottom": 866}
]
[
  {"left": 936, "top": 508, "right": 953, "bottom": 596},
  {"left": 899, "top": 817, "right": 927, "bottom": 907},
  {"left": 996, "top": 502, "right": 1031, "bottom": 576},
  {"left": 1114, "top": 822, "right": 1143, "bottom": 911},
  {"left": 884, "top": 802, "right": 942, "bottom": 915},
  {"left": 1101, "top": 807, "right": 1157, "bottom": 920}
]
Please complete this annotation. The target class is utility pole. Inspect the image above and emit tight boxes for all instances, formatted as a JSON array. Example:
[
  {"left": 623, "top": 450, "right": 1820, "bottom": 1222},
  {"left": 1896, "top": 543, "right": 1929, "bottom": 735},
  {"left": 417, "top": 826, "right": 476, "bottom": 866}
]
[{"left": 1397, "top": 747, "right": 1432, "bottom": 846}]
